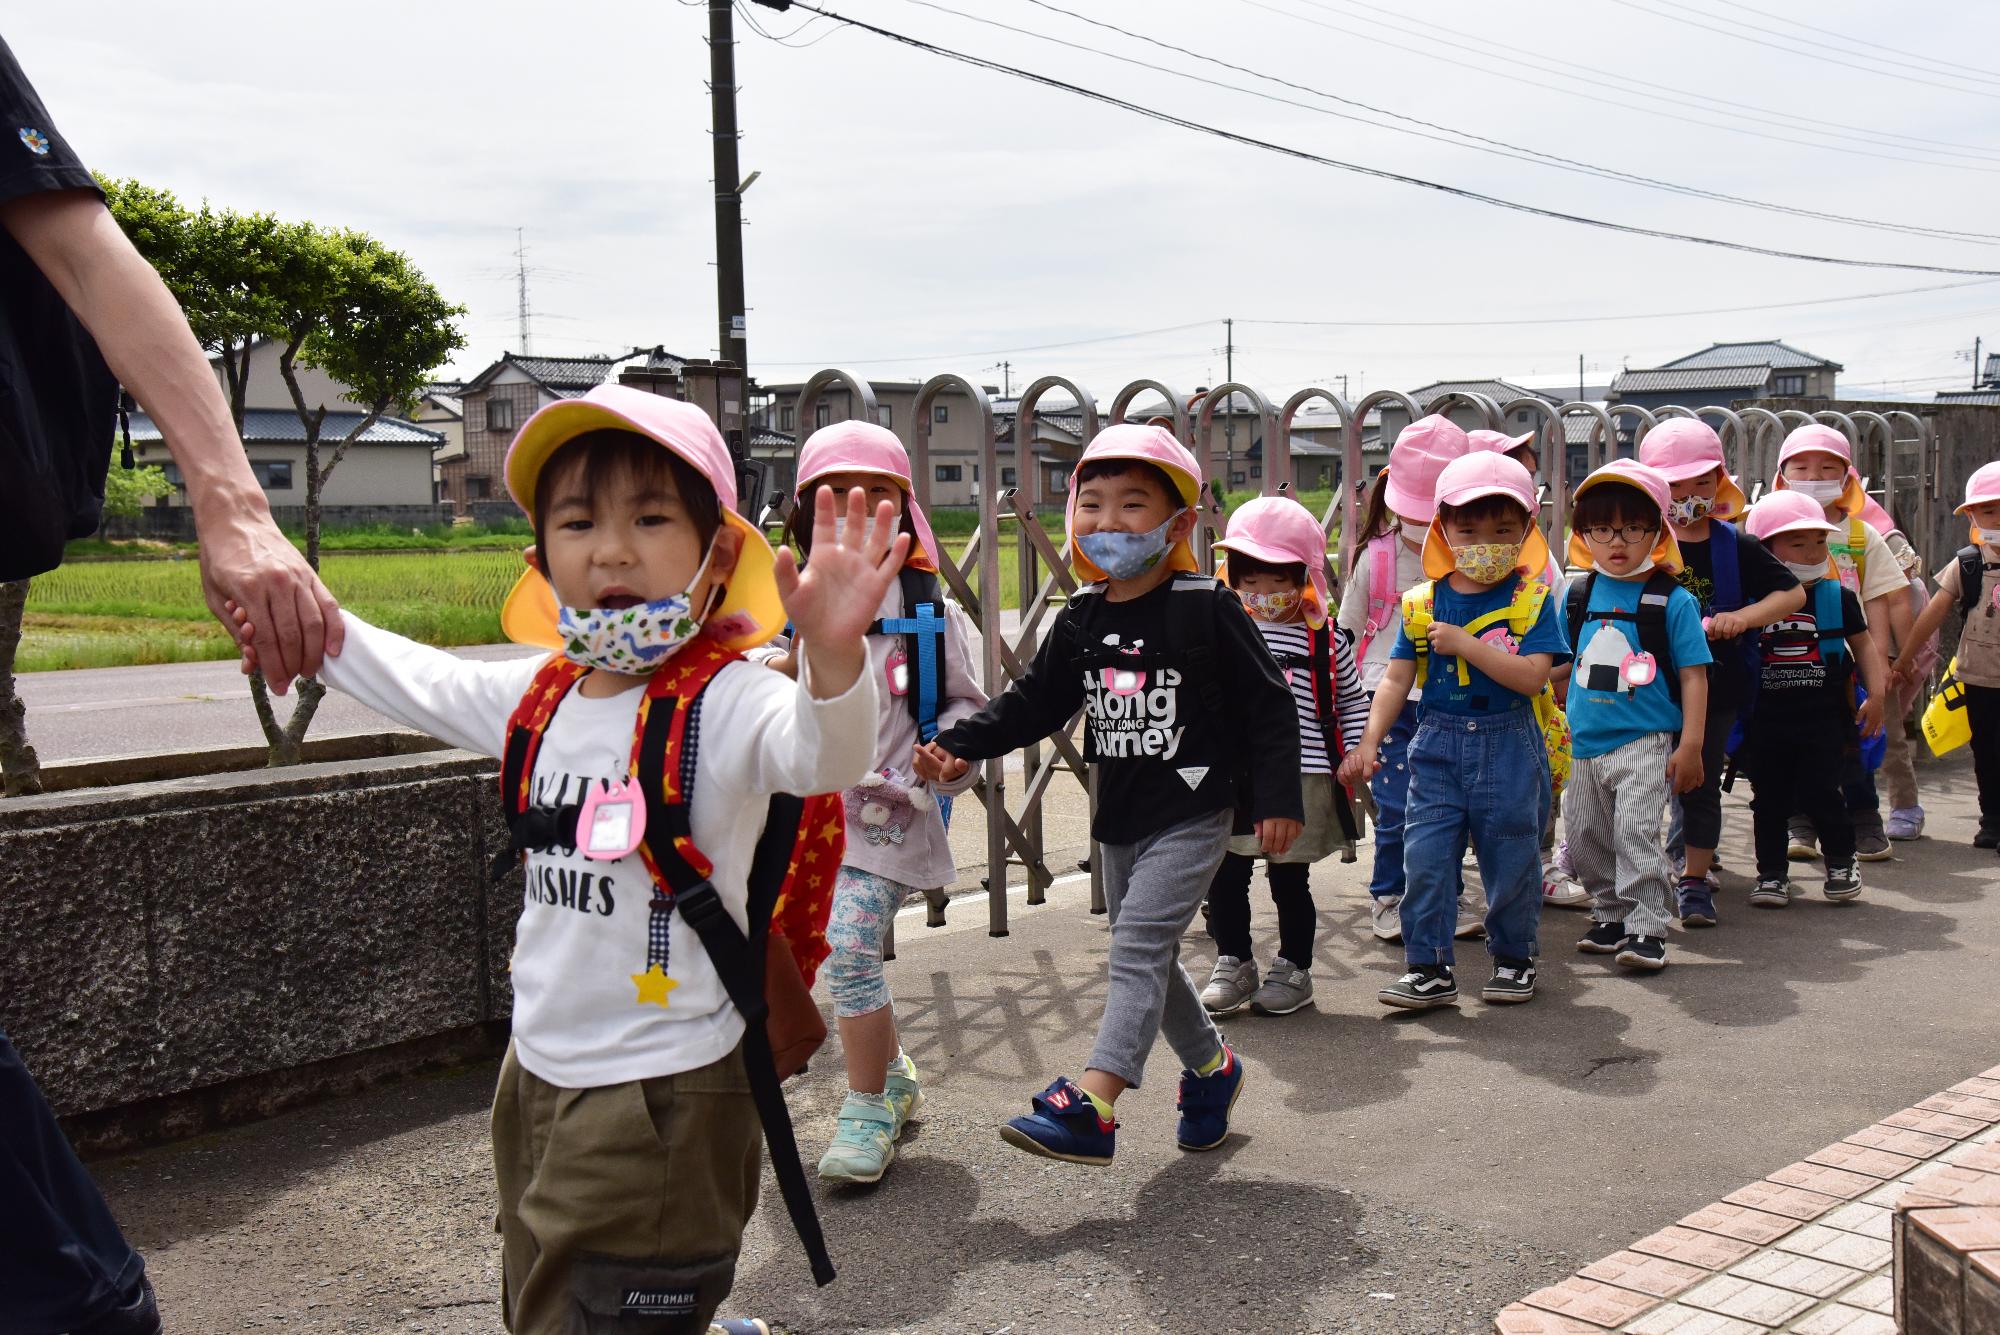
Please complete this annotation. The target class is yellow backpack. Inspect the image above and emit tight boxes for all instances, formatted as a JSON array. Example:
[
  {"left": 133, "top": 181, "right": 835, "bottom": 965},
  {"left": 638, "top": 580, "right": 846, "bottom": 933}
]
[{"left": 1400, "top": 576, "right": 1573, "bottom": 796}]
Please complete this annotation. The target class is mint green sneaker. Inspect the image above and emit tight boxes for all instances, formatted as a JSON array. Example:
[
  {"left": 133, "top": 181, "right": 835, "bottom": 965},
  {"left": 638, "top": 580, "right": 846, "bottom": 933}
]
[
  {"left": 884, "top": 1050, "right": 925, "bottom": 1133},
  {"left": 817, "top": 1092, "right": 899, "bottom": 1184}
]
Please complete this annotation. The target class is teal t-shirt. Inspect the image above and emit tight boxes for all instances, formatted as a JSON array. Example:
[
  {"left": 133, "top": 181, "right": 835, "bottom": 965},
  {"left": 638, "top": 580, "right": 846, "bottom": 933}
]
[
  {"left": 1390, "top": 573, "right": 1568, "bottom": 715},
  {"left": 1556, "top": 571, "right": 1713, "bottom": 759}
]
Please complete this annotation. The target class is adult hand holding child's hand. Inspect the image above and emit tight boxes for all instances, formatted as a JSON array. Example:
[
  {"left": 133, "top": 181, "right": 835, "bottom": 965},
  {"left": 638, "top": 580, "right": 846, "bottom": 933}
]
[{"left": 774, "top": 483, "right": 912, "bottom": 699}]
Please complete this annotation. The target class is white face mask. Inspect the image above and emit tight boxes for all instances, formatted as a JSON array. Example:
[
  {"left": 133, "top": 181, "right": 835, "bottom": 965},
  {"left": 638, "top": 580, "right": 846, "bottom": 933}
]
[
  {"left": 1790, "top": 478, "right": 1846, "bottom": 506},
  {"left": 1784, "top": 559, "right": 1829, "bottom": 584}
]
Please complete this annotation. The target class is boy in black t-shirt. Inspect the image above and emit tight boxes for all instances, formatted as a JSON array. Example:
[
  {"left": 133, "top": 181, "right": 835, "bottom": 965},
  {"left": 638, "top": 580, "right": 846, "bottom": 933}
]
[
  {"left": 1639, "top": 420, "right": 1804, "bottom": 927},
  {"left": 1739, "top": 493, "right": 1889, "bottom": 904},
  {"left": 914, "top": 426, "right": 1301, "bottom": 1166}
]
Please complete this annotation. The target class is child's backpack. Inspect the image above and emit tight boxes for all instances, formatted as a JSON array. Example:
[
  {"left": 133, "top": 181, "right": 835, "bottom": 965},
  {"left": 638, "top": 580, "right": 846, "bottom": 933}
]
[
  {"left": 1951, "top": 543, "right": 2000, "bottom": 620},
  {"left": 1565, "top": 569, "right": 1684, "bottom": 703},
  {"left": 1724, "top": 578, "right": 1879, "bottom": 782},
  {"left": 871, "top": 566, "right": 950, "bottom": 744},
  {"left": 1262, "top": 622, "right": 1362, "bottom": 845},
  {"left": 493, "top": 635, "right": 844, "bottom": 1287},
  {"left": 1353, "top": 532, "right": 1402, "bottom": 665},
  {"left": 1400, "top": 575, "right": 1573, "bottom": 795},
  {"left": 1700, "top": 519, "right": 1768, "bottom": 686}
]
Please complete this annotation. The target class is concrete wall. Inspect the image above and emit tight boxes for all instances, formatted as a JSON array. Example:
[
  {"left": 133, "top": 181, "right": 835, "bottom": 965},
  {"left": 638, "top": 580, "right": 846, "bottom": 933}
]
[
  {"left": 132, "top": 439, "right": 437, "bottom": 507},
  {"left": 0, "top": 749, "right": 521, "bottom": 1123}
]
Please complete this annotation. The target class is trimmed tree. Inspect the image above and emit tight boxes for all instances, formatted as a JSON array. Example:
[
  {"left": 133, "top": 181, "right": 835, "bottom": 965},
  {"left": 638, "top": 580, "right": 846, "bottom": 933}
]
[{"left": 102, "top": 180, "right": 464, "bottom": 765}]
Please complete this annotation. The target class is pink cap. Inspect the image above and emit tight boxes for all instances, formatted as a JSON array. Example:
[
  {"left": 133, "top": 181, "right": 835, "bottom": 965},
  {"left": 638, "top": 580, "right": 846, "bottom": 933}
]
[
  {"left": 1638, "top": 418, "right": 1726, "bottom": 482},
  {"left": 796, "top": 420, "right": 939, "bottom": 569},
  {"left": 1567, "top": 459, "right": 1684, "bottom": 574},
  {"left": 1435, "top": 450, "right": 1538, "bottom": 513},
  {"left": 1775, "top": 423, "right": 1852, "bottom": 471},
  {"left": 505, "top": 383, "right": 738, "bottom": 517},
  {"left": 1383, "top": 414, "right": 1470, "bottom": 521},
  {"left": 1466, "top": 427, "right": 1536, "bottom": 455},
  {"left": 1746, "top": 489, "right": 1842, "bottom": 542},
  {"left": 1957, "top": 460, "right": 2000, "bottom": 515},
  {"left": 1066, "top": 423, "right": 1203, "bottom": 581},
  {"left": 1214, "top": 495, "right": 1331, "bottom": 626}
]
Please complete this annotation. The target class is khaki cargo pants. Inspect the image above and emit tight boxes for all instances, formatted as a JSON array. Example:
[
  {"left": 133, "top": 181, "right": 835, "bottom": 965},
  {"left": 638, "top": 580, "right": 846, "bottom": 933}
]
[{"left": 491, "top": 1042, "right": 761, "bottom": 1333}]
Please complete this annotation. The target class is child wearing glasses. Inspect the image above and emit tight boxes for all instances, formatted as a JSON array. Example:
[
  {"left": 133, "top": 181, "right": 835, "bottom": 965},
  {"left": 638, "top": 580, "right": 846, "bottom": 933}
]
[{"left": 1554, "top": 462, "right": 1712, "bottom": 972}]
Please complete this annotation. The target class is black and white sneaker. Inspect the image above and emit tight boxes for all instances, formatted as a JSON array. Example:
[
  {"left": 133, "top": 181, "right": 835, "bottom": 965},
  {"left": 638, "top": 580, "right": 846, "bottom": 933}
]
[
  {"left": 1977, "top": 823, "right": 2000, "bottom": 851},
  {"left": 1577, "top": 920, "right": 1628, "bottom": 954},
  {"left": 1823, "top": 862, "right": 1863, "bottom": 902},
  {"left": 1378, "top": 964, "right": 1458, "bottom": 1010},
  {"left": 1482, "top": 958, "right": 1537, "bottom": 1004},
  {"left": 1749, "top": 877, "right": 1790, "bottom": 908},
  {"left": 1614, "top": 934, "right": 1668, "bottom": 970}
]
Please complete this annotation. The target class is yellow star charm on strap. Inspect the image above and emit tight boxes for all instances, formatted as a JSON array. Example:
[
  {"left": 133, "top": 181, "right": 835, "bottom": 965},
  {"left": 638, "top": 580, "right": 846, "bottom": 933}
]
[{"left": 631, "top": 963, "right": 678, "bottom": 1008}]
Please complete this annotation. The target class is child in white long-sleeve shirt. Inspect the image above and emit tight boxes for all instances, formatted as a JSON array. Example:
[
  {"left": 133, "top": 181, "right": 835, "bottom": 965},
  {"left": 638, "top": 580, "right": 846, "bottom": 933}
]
[{"left": 232, "top": 386, "right": 904, "bottom": 1335}]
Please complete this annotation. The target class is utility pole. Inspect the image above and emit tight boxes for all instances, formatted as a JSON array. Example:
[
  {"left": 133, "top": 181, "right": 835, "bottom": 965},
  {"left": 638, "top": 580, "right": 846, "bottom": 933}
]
[
  {"left": 1579, "top": 353, "right": 1585, "bottom": 403},
  {"left": 514, "top": 228, "right": 531, "bottom": 354},
  {"left": 1336, "top": 373, "right": 1349, "bottom": 400},
  {"left": 708, "top": 0, "right": 748, "bottom": 375},
  {"left": 1223, "top": 317, "right": 1235, "bottom": 485},
  {"left": 1002, "top": 360, "right": 1012, "bottom": 397},
  {"left": 1976, "top": 336, "right": 1985, "bottom": 390}
]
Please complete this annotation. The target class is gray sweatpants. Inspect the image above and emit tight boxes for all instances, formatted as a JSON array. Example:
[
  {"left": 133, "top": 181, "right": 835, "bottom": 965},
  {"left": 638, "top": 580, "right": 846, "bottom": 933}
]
[
  {"left": 1088, "top": 808, "right": 1231, "bottom": 1089},
  {"left": 1564, "top": 733, "right": 1675, "bottom": 940}
]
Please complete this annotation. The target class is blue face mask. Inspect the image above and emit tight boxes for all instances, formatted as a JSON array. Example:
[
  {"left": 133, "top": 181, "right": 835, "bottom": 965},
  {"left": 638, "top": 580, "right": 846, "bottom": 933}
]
[{"left": 1077, "top": 510, "right": 1184, "bottom": 581}]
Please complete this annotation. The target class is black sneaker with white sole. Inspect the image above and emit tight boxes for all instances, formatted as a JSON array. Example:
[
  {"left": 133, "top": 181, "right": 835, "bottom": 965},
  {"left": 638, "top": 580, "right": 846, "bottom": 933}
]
[
  {"left": 1823, "top": 861, "right": 1863, "bottom": 901},
  {"left": 1614, "top": 934, "right": 1668, "bottom": 970},
  {"left": 1482, "top": 957, "right": 1536, "bottom": 1004},
  {"left": 1378, "top": 964, "right": 1458, "bottom": 1009},
  {"left": 1749, "top": 877, "right": 1790, "bottom": 908},
  {"left": 1577, "top": 920, "right": 1628, "bottom": 954}
]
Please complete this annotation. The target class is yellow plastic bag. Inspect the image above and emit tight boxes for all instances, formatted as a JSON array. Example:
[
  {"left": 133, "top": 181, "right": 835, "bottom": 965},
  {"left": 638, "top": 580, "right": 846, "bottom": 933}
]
[{"left": 1921, "top": 656, "right": 1972, "bottom": 758}]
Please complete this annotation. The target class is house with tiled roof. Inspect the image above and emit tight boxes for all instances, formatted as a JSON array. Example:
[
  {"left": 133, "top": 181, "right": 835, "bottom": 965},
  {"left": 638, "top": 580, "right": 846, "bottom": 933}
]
[
  {"left": 442, "top": 348, "right": 687, "bottom": 511},
  {"left": 1609, "top": 340, "right": 1842, "bottom": 412}
]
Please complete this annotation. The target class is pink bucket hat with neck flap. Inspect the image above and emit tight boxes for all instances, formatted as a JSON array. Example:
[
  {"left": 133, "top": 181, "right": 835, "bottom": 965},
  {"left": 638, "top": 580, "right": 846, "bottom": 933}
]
[
  {"left": 1383, "top": 414, "right": 1470, "bottom": 522},
  {"left": 1065, "top": 423, "right": 1203, "bottom": 582},
  {"left": 1421, "top": 451, "right": 1552, "bottom": 581},
  {"left": 795, "top": 420, "right": 939, "bottom": 571},
  {"left": 1567, "top": 458, "right": 1685, "bottom": 575},
  {"left": 1638, "top": 418, "right": 1748, "bottom": 520},
  {"left": 1214, "top": 494, "right": 1331, "bottom": 626},
  {"left": 1774, "top": 423, "right": 1869, "bottom": 519}
]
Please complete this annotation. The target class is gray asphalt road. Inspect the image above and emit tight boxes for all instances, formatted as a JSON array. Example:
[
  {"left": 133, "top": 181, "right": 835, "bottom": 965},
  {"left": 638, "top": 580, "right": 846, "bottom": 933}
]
[
  {"left": 86, "top": 749, "right": 2000, "bottom": 1334},
  {"left": 14, "top": 648, "right": 544, "bottom": 762}
]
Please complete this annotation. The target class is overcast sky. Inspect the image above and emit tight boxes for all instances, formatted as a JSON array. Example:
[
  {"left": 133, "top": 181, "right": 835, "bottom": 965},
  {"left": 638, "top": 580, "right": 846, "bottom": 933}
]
[{"left": 15, "top": 1, "right": 2000, "bottom": 402}]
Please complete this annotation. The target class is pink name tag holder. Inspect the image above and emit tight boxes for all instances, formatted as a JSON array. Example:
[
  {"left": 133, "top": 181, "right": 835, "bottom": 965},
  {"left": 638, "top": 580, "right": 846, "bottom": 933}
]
[{"left": 577, "top": 776, "right": 647, "bottom": 861}]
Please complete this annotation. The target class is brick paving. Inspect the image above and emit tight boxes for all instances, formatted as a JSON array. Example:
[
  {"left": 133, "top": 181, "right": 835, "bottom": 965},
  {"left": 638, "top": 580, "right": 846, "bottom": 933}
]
[{"left": 1496, "top": 1065, "right": 2000, "bottom": 1333}]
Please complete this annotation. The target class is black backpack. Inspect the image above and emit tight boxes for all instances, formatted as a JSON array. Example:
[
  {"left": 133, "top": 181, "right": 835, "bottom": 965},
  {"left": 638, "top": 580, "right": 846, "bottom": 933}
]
[
  {"left": 1565, "top": 569, "right": 1684, "bottom": 703},
  {"left": 1954, "top": 545, "right": 1998, "bottom": 619}
]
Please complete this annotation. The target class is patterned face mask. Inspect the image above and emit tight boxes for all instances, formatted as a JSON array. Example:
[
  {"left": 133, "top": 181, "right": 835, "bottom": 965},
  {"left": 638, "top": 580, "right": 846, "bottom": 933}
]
[
  {"left": 1241, "top": 588, "right": 1301, "bottom": 622},
  {"left": 1077, "top": 509, "right": 1184, "bottom": 581},
  {"left": 1451, "top": 541, "right": 1522, "bottom": 584},
  {"left": 557, "top": 549, "right": 717, "bottom": 674},
  {"left": 1666, "top": 494, "right": 1714, "bottom": 526}
]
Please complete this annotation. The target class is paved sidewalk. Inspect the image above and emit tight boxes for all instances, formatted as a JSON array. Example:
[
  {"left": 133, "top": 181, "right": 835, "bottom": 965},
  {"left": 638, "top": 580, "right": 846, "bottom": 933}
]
[
  {"left": 1498, "top": 1069, "right": 2000, "bottom": 1333},
  {"left": 86, "top": 751, "right": 2000, "bottom": 1333}
]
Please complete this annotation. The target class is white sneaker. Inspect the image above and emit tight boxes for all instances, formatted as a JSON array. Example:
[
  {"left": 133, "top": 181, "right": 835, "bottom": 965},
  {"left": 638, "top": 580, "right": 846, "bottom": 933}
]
[
  {"left": 1370, "top": 895, "right": 1403, "bottom": 943},
  {"left": 1542, "top": 863, "right": 1590, "bottom": 909},
  {"left": 1200, "top": 956, "right": 1259, "bottom": 1014},
  {"left": 1454, "top": 896, "right": 1487, "bottom": 940}
]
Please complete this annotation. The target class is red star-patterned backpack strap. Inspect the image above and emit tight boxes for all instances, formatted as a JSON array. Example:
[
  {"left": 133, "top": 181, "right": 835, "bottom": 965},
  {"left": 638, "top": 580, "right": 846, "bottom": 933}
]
[
  {"left": 626, "top": 633, "right": 840, "bottom": 1289},
  {"left": 491, "top": 655, "right": 590, "bottom": 880}
]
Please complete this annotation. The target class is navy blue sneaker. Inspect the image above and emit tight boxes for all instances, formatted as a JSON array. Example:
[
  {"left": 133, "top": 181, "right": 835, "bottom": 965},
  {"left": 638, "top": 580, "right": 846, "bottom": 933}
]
[
  {"left": 1677, "top": 877, "right": 1717, "bottom": 928},
  {"left": 1176, "top": 1044, "right": 1245, "bottom": 1151},
  {"left": 999, "top": 1076, "right": 1116, "bottom": 1165}
]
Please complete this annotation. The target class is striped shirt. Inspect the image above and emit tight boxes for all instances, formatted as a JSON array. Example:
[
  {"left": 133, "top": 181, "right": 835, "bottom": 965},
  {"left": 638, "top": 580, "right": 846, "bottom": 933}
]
[{"left": 1251, "top": 620, "right": 1370, "bottom": 775}]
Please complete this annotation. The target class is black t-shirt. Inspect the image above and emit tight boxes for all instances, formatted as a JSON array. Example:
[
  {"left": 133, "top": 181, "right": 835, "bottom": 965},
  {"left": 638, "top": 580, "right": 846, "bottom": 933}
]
[
  {"left": 935, "top": 576, "right": 1304, "bottom": 844},
  {"left": 1673, "top": 521, "right": 1800, "bottom": 712},
  {"left": 1754, "top": 583, "right": 1864, "bottom": 724},
  {"left": 0, "top": 35, "right": 116, "bottom": 581}
]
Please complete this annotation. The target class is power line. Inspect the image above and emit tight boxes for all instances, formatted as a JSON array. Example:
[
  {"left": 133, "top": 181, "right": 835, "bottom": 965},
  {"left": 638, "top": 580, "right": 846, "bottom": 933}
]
[
  {"left": 753, "top": 319, "right": 1221, "bottom": 366},
  {"left": 1244, "top": 0, "right": 2000, "bottom": 173},
  {"left": 761, "top": 2, "right": 2000, "bottom": 278},
  {"left": 970, "top": 0, "right": 2000, "bottom": 244},
  {"left": 1677, "top": 0, "right": 2000, "bottom": 90},
  {"left": 734, "top": 0, "right": 842, "bottom": 48},
  {"left": 1720, "top": 0, "right": 2000, "bottom": 84},
  {"left": 1607, "top": 0, "right": 2000, "bottom": 101},
  {"left": 1292, "top": 0, "right": 2000, "bottom": 163}
]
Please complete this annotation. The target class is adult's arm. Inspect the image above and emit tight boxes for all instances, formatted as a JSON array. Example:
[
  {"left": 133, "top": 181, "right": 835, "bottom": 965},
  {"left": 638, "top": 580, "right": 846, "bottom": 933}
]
[{"left": 0, "top": 187, "right": 341, "bottom": 691}]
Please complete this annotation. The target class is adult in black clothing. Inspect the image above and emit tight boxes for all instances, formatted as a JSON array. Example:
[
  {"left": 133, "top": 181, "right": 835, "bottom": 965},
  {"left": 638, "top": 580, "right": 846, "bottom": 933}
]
[{"left": 2, "top": 35, "right": 343, "bottom": 1335}]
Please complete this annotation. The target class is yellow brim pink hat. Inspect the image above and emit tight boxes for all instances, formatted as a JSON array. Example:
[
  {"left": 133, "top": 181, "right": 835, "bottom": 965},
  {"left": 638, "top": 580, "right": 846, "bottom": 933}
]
[
  {"left": 496, "top": 384, "right": 782, "bottom": 652},
  {"left": 1638, "top": 418, "right": 1748, "bottom": 520},
  {"left": 1420, "top": 451, "right": 1553, "bottom": 581},
  {"left": 1566, "top": 459, "right": 1684, "bottom": 575},
  {"left": 1773, "top": 424, "right": 1867, "bottom": 517},
  {"left": 1066, "top": 423, "right": 1203, "bottom": 582}
]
